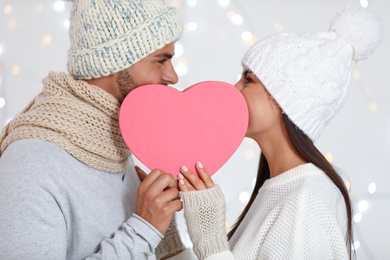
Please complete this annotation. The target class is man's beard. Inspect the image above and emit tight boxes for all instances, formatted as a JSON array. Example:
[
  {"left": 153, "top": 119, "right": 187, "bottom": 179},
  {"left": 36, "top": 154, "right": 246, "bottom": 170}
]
[{"left": 116, "top": 69, "right": 138, "bottom": 98}]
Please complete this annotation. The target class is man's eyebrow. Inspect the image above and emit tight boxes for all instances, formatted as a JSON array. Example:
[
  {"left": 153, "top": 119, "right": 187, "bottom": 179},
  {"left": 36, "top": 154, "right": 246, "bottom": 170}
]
[{"left": 153, "top": 53, "right": 174, "bottom": 59}]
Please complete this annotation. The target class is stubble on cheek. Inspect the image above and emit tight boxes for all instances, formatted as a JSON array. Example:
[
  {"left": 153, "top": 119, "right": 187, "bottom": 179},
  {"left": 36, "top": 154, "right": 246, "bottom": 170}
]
[{"left": 117, "top": 69, "right": 138, "bottom": 98}]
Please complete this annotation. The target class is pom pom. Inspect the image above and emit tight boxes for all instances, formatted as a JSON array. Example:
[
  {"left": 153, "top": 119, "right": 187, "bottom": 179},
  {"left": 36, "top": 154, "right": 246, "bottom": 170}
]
[{"left": 329, "top": 5, "right": 382, "bottom": 61}]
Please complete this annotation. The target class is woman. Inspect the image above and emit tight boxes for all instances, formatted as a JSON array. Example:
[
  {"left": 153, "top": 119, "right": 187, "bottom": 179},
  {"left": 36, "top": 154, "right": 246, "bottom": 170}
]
[{"left": 176, "top": 6, "right": 382, "bottom": 260}]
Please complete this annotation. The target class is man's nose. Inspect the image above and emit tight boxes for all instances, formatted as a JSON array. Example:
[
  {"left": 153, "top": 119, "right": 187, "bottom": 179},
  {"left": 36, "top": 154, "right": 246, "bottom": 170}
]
[
  {"left": 234, "top": 81, "right": 243, "bottom": 92},
  {"left": 163, "top": 62, "right": 179, "bottom": 85}
]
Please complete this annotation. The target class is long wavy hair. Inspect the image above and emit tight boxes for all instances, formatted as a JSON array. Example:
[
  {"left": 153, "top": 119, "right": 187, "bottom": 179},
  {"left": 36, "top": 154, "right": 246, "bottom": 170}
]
[{"left": 227, "top": 113, "right": 354, "bottom": 259}]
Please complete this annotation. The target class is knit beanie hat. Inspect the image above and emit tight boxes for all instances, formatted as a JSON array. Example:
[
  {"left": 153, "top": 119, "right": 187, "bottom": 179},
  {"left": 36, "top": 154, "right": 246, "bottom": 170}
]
[
  {"left": 66, "top": 0, "right": 183, "bottom": 80},
  {"left": 242, "top": 6, "right": 382, "bottom": 141}
]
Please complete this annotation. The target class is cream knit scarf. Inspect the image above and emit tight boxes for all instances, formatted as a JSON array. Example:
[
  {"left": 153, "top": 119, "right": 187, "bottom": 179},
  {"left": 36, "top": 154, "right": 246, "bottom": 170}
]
[{"left": 0, "top": 71, "right": 130, "bottom": 173}]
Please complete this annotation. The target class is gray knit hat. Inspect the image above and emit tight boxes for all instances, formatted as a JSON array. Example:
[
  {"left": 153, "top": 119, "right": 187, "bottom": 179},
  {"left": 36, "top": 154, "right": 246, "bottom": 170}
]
[
  {"left": 66, "top": 0, "right": 183, "bottom": 79},
  {"left": 242, "top": 6, "right": 382, "bottom": 141}
]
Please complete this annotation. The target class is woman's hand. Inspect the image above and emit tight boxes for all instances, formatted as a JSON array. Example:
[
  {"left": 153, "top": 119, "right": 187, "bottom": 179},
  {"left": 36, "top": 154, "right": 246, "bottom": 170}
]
[
  {"left": 177, "top": 161, "right": 214, "bottom": 192},
  {"left": 177, "top": 162, "right": 230, "bottom": 259}
]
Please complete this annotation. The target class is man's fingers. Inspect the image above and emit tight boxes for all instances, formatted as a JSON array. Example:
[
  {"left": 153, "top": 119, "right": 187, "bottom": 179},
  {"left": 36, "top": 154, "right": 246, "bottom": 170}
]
[
  {"left": 169, "top": 198, "right": 183, "bottom": 211},
  {"left": 140, "top": 168, "right": 175, "bottom": 189},
  {"left": 135, "top": 165, "right": 147, "bottom": 182}
]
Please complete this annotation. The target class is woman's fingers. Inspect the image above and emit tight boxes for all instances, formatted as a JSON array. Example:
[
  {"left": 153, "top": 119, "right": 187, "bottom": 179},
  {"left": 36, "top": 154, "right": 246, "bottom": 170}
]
[
  {"left": 177, "top": 173, "right": 193, "bottom": 192},
  {"left": 195, "top": 161, "right": 215, "bottom": 189},
  {"left": 178, "top": 162, "right": 215, "bottom": 191},
  {"left": 180, "top": 165, "right": 207, "bottom": 190}
]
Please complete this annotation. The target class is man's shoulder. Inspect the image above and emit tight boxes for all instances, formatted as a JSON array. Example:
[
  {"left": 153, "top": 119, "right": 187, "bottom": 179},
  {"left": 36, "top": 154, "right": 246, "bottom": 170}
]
[
  {"left": 0, "top": 138, "right": 84, "bottom": 181},
  {"left": 1, "top": 138, "right": 73, "bottom": 166}
]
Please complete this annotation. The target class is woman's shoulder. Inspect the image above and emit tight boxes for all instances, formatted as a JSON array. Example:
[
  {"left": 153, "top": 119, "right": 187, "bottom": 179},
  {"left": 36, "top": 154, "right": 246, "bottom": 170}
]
[{"left": 267, "top": 163, "right": 345, "bottom": 208}]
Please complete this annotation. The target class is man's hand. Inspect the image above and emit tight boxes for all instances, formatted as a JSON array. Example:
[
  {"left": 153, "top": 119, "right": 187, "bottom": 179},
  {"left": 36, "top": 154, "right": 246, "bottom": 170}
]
[{"left": 135, "top": 166, "right": 182, "bottom": 235}]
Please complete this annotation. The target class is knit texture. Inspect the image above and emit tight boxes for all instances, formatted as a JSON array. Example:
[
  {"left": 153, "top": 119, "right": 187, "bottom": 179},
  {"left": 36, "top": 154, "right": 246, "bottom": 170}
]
[
  {"left": 226, "top": 163, "right": 349, "bottom": 259},
  {"left": 181, "top": 186, "right": 229, "bottom": 259},
  {"left": 155, "top": 215, "right": 185, "bottom": 259},
  {"left": 67, "top": 0, "right": 183, "bottom": 79},
  {"left": 242, "top": 6, "right": 382, "bottom": 141},
  {"left": 0, "top": 71, "right": 130, "bottom": 173}
]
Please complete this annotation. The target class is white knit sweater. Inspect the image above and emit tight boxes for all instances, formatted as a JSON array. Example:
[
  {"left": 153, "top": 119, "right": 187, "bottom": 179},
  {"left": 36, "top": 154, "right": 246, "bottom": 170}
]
[{"left": 173, "top": 163, "right": 349, "bottom": 260}]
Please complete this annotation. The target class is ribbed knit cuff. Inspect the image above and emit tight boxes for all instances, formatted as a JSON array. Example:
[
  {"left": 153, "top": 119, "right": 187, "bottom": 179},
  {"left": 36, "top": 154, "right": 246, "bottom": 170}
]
[
  {"left": 155, "top": 215, "right": 185, "bottom": 259},
  {"left": 181, "top": 186, "right": 229, "bottom": 259}
]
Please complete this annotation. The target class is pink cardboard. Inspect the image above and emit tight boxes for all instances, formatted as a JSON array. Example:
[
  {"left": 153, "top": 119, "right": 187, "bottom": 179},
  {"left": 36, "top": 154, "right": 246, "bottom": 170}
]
[{"left": 119, "top": 81, "right": 248, "bottom": 177}]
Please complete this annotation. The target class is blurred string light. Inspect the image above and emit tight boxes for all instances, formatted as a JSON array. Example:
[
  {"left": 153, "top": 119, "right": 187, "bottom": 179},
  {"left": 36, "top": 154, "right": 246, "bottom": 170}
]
[
  {"left": 357, "top": 200, "right": 369, "bottom": 213},
  {"left": 360, "top": 0, "right": 369, "bottom": 8},
  {"left": 227, "top": 11, "right": 243, "bottom": 25},
  {"left": 239, "top": 191, "right": 250, "bottom": 204},
  {"left": 368, "top": 182, "right": 376, "bottom": 194},
  {"left": 186, "top": 0, "right": 197, "bottom": 7},
  {"left": 175, "top": 58, "right": 188, "bottom": 76},
  {"left": 11, "top": 66, "right": 20, "bottom": 76},
  {"left": 175, "top": 43, "right": 184, "bottom": 57},
  {"left": 353, "top": 68, "right": 379, "bottom": 114},
  {"left": 43, "top": 35, "right": 53, "bottom": 45},
  {"left": 8, "top": 19, "right": 17, "bottom": 30},
  {"left": 0, "top": 62, "right": 5, "bottom": 115},
  {"left": 3, "top": 4, "right": 12, "bottom": 14},
  {"left": 185, "top": 22, "right": 198, "bottom": 31},
  {"left": 274, "top": 22, "right": 284, "bottom": 32},
  {"left": 54, "top": 1, "right": 65, "bottom": 11},
  {"left": 35, "top": 4, "right": 44, "bottom": 13},
  {"left": 0, "top": 97, "right": 5, "bottom": 109},
  {"left": 369, "top": 102, "right": 378, "bottom": 112},
  {"left": 64, "top": 19, "right": 70, "bottom": 30},
  {"left": 218, "top": 0, "right": 230, "bottom": 7},
  {"left": 354, "top": 212, "right": 363, "bottom": 223},
  {"left": 353, "top": 241, "right": 361, "bottom": 251},
  {"left": 324, "top": 152, "right": 334, "bottom": 162},
  {"left": 353, "top": 70, "right": 361, "bottom": 80},
  {"left": 170, "top": 0, "right": 181, "bottom": 8}
]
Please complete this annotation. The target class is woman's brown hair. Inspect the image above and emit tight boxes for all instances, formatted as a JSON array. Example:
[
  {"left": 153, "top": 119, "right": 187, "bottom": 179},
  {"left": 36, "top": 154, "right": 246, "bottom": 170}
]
[{"left": 227, "top": 113, "right": 354, "bottom": 259}]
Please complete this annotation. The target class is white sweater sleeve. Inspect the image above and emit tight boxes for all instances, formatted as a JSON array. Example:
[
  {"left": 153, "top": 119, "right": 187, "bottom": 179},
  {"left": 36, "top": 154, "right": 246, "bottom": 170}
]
[{"left": 180, "top": 186, "right": 233, "bottom": 260}]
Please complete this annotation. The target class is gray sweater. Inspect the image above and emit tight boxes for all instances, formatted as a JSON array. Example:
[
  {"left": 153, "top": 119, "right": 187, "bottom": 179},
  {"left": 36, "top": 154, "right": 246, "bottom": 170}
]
[{"left": 0, "top": 139, "right": 163, "bottom": 259}]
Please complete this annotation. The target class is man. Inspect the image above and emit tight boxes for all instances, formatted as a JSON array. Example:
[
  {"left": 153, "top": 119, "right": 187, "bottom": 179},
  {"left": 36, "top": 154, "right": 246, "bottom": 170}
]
[{"left": 0, "top": 0, "right": 186, "bottom": 259}]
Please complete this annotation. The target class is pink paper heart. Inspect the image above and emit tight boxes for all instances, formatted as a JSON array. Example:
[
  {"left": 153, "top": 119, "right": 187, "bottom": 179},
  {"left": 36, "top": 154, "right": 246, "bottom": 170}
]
[{"left": 119, "top": 81, "right": 248, "bottom": 177}]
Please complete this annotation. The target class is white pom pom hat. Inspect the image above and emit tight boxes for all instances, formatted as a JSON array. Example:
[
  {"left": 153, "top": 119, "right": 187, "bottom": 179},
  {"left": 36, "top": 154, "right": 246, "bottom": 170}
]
[
  {"left": 66, "top": 0, "right": 183, "bottom": 80},
  {"left": 242, "top": 6, "right": 382, "bottom": 141}
]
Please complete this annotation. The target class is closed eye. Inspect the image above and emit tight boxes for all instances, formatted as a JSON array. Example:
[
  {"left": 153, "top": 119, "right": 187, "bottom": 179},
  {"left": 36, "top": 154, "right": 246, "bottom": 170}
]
[{"left": 243, "top": 69, "right": 254, "bottom": 83}]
